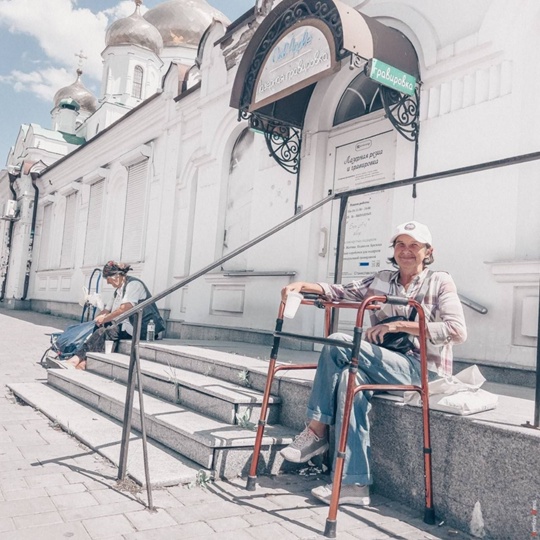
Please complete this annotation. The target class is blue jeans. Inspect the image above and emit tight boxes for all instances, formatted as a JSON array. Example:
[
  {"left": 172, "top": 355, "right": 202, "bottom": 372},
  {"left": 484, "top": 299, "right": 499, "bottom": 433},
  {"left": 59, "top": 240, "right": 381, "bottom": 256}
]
[{"left": 307, "top": 333, "right": 427, "bottom": 486}]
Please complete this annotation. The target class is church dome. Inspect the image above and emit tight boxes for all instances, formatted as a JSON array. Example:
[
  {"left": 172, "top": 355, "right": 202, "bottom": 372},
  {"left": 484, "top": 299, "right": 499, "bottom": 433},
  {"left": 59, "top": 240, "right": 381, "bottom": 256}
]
[
  {"left": 105, "top": 0, "right": 163, "bottom": 55},
  {"left": 53, "top": 70, "right": 97, "bottom": 114},
  {"left": 144, "top": 0, "right": 229, "bottom": 47}
]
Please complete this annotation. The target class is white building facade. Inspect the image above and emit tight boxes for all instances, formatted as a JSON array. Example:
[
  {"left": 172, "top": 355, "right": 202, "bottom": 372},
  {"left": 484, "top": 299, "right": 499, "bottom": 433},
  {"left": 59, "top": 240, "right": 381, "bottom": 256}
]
[{"left": 1, "top": 0, "right": 538, "bottom": 374}]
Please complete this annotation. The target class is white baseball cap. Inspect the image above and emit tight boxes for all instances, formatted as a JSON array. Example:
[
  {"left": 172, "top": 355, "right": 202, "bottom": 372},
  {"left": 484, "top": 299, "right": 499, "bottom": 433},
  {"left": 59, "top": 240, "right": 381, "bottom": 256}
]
[{"left": 390, "top": 221, "right": 432, "bottom": 245}]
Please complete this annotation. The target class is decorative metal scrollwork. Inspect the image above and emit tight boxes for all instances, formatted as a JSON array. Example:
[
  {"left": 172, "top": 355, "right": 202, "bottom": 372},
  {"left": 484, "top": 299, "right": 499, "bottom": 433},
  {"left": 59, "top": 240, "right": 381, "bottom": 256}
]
[
  {"left": 240, "top": 110, "right": 301, "bottom": 174},
  {"left": 380, "top": 86, "right": 420, "bottom": 142}
]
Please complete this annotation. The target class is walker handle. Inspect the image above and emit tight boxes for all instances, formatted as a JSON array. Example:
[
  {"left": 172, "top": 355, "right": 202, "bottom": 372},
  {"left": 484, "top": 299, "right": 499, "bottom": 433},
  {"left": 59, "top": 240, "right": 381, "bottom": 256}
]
[{"left": 385, "top": 295, "right": 410, "bottom": 306}]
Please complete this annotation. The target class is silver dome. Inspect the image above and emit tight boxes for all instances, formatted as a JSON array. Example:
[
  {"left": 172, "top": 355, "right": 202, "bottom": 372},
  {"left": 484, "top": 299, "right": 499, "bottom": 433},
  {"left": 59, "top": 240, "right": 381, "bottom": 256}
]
[
  {"left": 106, "top": 1, "right": 163, "bottom": 55},
  {"left": 53, "top": 70, "right": 97, "bottom": 114},
  {"left": 144, "top": 0, "right": 229, "bottom": 47}
]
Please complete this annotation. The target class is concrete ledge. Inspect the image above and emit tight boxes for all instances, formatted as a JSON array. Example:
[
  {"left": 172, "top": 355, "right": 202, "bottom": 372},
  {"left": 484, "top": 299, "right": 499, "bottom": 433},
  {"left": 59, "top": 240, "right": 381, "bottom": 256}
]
[
  {"left": 175, "top": 322, "right": 314, "bottom": 351},
  {"left": 454, "top": 357, "right": 536, "bottom": 388},
  {"left": 370, "top": 394, "right": 539, "bottom": 539}
]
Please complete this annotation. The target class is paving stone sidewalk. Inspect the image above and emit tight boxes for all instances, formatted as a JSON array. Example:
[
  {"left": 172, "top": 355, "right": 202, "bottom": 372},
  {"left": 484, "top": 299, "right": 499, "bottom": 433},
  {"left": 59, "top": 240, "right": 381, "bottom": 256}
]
[{"left": 0, "top": 307, "right": 472, "bottom": 539}]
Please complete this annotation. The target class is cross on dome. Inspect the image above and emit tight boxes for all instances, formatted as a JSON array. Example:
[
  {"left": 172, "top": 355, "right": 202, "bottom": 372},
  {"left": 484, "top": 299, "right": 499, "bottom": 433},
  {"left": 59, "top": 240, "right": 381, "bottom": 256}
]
[{"left": 74, "top": 50, "right": 87, "bottom": 70}]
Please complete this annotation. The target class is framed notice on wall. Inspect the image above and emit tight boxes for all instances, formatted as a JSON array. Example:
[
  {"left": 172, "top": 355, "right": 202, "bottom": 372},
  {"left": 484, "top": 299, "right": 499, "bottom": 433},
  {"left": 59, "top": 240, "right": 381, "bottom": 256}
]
[{"left": 333, "top": 130, "right": 397, "bottom": 193}]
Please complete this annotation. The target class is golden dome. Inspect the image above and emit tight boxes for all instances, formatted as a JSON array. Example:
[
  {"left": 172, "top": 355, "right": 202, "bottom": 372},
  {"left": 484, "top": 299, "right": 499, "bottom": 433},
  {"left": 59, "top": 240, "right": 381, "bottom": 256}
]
[
  {"left": 106, "top": 1, "right": 163, "bottom": 54},
  {"left": 53, "top": 70, "right": 97, "bottom": 114},
  {"left": 144, "top": 0, "right": 229, "bottom": 47}
]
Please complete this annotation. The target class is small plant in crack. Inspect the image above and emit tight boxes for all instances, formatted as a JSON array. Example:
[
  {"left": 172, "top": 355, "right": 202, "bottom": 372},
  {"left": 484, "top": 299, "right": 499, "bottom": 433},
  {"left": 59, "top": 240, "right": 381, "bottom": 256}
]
[
  {"left": 188, "top": 469, "right": 213, "bottom": 490},
  {"left": 164, "top": 361, "right": 181, "bottom": 400},
  {"left": 238, "top": 369, "right": 251, "bottom": 388},
  {"left": 235, "top": 409, "right": 256, "bottom": 430}
]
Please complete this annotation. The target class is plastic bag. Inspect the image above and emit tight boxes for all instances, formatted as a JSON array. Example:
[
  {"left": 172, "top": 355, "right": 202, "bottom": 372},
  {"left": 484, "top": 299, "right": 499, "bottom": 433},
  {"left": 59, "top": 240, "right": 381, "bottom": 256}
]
[{"left": 404, "top": 365, "right": 498, "bottom": 415}]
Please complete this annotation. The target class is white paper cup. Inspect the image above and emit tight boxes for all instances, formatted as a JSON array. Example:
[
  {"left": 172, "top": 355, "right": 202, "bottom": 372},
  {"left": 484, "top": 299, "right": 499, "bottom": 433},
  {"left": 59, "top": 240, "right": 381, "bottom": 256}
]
[
  {"left": 283, "top": 291, "right": 303, "bottom": 319},
  {"left": 104, "top": 340, "right": 114, "bottom": 354}
]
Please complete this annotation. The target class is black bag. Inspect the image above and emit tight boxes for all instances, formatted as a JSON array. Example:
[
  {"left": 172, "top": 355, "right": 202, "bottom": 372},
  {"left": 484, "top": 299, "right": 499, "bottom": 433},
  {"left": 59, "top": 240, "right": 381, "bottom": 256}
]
[
  {"left": 375, "top": 313, "right": 416, "bottom": 354},
  {"left": 374, "top": 270, "right": 433, "bottom": 354}
]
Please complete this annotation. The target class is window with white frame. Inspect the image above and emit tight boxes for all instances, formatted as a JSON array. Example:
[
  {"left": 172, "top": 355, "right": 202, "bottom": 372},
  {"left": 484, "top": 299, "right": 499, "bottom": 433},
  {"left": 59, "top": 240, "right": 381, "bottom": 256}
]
[
  {"left": 120, "top": 160, "right": 147, "bottom": 262},
  {"left": 83, "top": 180, "right": 104, "bottom": 266},
  {"left": 60, "top": 192, "right": 77, "bottom": 268},
  {"left": 132, "top": 65, "right": 144, "bottom": 99},
  {"left": 38, "top": 204, "right": 53, "bottom": 270}
]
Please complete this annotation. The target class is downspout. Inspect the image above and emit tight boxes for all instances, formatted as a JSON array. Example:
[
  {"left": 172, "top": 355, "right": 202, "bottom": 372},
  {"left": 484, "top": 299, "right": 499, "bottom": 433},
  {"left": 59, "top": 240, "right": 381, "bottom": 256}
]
[
  {"left": 21, "top": 171, "right": 40, "bottom": 300},
  {"left": 0, "top": 171, "right": 20, "bottom": 301}
]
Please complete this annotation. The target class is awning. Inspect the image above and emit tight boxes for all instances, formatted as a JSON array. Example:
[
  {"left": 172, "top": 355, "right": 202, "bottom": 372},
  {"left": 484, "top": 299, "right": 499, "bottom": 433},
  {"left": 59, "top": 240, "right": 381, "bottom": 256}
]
[{"left": 230, "top": 0, "right": 419, "bottom": 128}]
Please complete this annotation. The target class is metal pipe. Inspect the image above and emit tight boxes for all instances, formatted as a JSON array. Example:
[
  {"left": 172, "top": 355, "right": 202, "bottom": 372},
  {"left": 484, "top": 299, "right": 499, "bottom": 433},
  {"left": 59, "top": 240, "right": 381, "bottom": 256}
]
[
  {"left": 21, "top": 172, "right": 40, "bottom": 300},
  {"left": 458, "top": 294, "right": 488, "bottom": 315},
  {"left": 335, "top": 149, "right": 540, "bottom": 200},
  {"left": 118, "top": 316, "right": 140, "bottom": 481},
  {"left": 330, "top": 196, "right": 349, "bottom": 334},
  {"left": 0, "top": 172, "right": 20, "bottom": 302},
  {"left": 113, "top": 193, "right": 335, "bottom": 326},
  {"left": 522, "top": 281, "right": 540, "bottom": 430}
]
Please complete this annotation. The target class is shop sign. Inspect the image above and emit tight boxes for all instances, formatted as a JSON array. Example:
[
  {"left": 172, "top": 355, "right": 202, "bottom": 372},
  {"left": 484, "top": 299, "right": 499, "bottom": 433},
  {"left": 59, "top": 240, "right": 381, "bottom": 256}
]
[
  {"left": 253, "top": 24, "right": 333, "bottom": 107},
  {"left": 333, "top": 130, "right": 396, "bottom": 193},
  {"left": 368, "top": 58, "right": 416, "bottom": 96}
]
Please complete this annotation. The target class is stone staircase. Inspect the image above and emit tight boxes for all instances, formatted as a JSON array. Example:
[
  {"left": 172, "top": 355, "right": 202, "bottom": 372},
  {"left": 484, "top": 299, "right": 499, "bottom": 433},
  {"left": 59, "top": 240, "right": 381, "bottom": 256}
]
[
  {"left": 8, "top": 336, "right": 540, "bottom": 539},
  {"left": 8, "top": 340, "right": 312, "bottom": 487}
]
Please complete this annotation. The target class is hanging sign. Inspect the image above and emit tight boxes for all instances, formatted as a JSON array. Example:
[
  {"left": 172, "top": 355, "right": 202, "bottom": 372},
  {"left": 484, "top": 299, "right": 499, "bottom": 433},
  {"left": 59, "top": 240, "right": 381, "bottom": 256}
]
[
  {"left": 253, "top": 23, "right": 335, "bottom": 109},
  {"left": 367, "top": 58, "right": 416, "bottom": 96}
]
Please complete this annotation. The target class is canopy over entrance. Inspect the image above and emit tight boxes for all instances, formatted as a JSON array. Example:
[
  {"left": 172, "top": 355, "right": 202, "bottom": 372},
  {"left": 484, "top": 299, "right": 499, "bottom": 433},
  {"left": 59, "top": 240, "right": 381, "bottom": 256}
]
[{"left": 230, "top": 0, "right": 420, "bottom": 129}]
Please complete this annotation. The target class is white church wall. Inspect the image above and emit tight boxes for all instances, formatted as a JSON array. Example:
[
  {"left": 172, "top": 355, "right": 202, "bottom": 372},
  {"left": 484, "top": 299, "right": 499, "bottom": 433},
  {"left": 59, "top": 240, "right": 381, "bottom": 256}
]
[{"left": 4, "top": 0, "right": 537, "bottom": 370}]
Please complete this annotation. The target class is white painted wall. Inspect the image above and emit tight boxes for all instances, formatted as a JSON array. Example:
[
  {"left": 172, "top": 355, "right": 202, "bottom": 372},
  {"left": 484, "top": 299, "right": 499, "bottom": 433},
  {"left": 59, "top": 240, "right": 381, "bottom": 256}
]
[{"left": 1, "top": 1, "right": 538, "bottom": 370}]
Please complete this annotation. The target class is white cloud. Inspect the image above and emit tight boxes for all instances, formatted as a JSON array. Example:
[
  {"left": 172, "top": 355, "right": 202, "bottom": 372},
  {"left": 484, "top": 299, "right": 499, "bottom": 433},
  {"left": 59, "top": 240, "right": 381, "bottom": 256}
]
[
  {"left": 0, "top": 67, "right": 74, "bottom": 102},
  {"left": 0, "top": 0, "right": 112, "bottom": 80},
  {"left": 103, "top": 0, "right": 147, "bottom": 20}
]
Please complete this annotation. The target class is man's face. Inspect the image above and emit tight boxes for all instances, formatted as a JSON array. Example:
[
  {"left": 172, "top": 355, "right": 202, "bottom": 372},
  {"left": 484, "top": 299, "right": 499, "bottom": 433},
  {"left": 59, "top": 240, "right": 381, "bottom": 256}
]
[{"left": 393, "top": 234, "right": 432, "bottom": 270}]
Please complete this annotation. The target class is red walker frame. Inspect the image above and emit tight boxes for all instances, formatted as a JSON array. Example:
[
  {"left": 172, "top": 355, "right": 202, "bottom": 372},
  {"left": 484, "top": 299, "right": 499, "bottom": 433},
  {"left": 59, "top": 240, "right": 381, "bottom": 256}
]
[{"left": 245, "top": 294, "right": 436, "bottom": 538}]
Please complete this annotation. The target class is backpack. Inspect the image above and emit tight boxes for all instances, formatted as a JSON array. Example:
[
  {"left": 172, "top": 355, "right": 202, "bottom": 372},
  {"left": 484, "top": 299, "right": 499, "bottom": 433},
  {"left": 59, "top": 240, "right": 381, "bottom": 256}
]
[{"left": 40, "top": 320, "right": 96, "bottom": 366}]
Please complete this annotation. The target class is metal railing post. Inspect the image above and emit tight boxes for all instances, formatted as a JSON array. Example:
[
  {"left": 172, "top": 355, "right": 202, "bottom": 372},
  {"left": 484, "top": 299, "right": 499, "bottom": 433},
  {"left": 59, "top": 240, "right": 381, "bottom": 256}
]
[
  {"left": 523, "top": 281, "right": 540, "bottom": 430},
  {"left": 117, "top": 312, "right": 154, "bottom": 508}
]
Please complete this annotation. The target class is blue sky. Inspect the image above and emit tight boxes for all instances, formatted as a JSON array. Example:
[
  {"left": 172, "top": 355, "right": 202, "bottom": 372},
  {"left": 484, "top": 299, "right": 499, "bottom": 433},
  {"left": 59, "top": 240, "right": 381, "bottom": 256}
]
[{"left": 0, "top": 0, "right": 255, "bottom": 166}]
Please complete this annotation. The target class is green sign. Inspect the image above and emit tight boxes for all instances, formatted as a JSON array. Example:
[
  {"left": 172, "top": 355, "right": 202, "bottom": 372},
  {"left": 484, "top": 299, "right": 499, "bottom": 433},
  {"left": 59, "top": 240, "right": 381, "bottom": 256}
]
[{"left": 368, "top": 58, "right": 416, "bottom": 96}]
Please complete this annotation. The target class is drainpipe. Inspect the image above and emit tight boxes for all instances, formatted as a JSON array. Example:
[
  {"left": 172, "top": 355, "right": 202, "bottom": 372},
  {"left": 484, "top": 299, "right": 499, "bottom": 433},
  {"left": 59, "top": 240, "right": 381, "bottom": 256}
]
[
  {"left": 21, "top": 170, "right": 40, "bottom": 301},
  {"left": 0, "top": 169, "right": 21, "bottom": 301}
]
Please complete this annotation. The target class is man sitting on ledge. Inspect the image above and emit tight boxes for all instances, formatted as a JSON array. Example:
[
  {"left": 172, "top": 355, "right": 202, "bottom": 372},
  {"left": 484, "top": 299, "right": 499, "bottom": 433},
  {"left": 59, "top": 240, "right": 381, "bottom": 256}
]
[{"left": 279, "top": 221, "right": 467, "bottom": 506}]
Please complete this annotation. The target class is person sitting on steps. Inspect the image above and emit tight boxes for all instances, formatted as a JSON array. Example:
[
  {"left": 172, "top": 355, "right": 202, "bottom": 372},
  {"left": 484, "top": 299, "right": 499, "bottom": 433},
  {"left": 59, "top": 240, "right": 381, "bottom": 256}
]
[
  {"left": 66, "top": 261, "right": 165, "bottom": 370},
  {"left": 279, "top": 221, "right": 467, "bottom": 506}
]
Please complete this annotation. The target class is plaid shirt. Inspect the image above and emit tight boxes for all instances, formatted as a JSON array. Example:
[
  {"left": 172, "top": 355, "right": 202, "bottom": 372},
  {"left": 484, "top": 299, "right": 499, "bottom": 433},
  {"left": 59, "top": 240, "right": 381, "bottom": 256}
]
[{"left": 319, "top": 268, "right": 467, "bottom": 376}]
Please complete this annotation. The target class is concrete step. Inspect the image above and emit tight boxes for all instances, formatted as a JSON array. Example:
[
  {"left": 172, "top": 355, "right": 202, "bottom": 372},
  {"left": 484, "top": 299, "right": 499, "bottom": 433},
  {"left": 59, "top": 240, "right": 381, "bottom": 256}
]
[
  {"left": 7, "top": 381, "right": 202, "bottom": 487},
  {"left": 86, "top": 352, "right": 281, "bottom": 426},
  {"left": 129, "top": 342, "right": 285, "bottom": 394},
  {"left": 118, "top": 341, "right": 317, "bottom": 432},
  {"left": 46, "top": 369, "right": 299, "bottom": 478}
]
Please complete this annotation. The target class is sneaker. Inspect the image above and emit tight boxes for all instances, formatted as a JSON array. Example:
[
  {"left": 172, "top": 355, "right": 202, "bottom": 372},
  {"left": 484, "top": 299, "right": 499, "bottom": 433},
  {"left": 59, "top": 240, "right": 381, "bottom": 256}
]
[
  {"left": 280, "top": 427, "right": 329, "bottom": 463},
  {"left": 311, "top": 483, "right": 370, "bottom": 506}
]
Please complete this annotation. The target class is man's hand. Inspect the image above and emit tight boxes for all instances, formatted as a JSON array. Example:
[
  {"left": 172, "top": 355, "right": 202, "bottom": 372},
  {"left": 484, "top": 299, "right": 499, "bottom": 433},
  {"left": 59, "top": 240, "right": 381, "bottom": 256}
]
[
  {"left": 365, "top": 324, "right": 392, "bottom": 344},
  {"left": 94, "top": 313, "right": 108, "bottom": 326},
  {"left": 280, "top": 282, "right": 324, "bottom": 303}
]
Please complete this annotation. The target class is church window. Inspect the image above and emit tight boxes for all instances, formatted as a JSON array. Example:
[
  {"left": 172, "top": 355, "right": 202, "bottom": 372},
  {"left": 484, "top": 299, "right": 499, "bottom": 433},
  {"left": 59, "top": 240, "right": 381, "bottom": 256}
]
[
  {"left": 333, "top": 72, "right": 383, "bottom": 126},
  {"left": 38, "top": 204, "right": 53, "bottom": 270},
  {"left": 60, "top": 192, "right": 77, "bottom": 268},
  {"left": 120, "top": 160, "right": 147, "bottom": 262},
  {"left": 132, "top": 66, "right": 144, "bottom": 99},
  {"left": 83, "top": 180, "right": 104, "bottom": 266}
]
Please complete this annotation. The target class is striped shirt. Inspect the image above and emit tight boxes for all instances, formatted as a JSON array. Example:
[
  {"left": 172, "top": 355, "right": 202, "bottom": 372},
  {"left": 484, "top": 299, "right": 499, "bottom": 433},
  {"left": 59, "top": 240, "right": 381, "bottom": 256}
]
[{"left": 319, "top": 268, "right": 467, "bottom": 376}]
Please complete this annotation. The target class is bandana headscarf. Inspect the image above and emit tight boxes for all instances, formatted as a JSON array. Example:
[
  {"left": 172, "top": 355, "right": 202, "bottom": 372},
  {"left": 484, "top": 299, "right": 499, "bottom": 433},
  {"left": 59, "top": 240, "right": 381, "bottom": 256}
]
[{"left": 102, "top": 261, "right": 132, "bottom": 278}]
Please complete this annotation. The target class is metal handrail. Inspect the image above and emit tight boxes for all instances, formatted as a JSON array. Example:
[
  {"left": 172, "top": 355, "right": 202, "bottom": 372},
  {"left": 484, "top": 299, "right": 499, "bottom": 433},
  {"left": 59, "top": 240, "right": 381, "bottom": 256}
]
[
  {"left": 458, "top": 294, "right": 488, "bottom": 314},
  {"left": 113, "top": 148, "right": 540, "bottom": 508}
]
